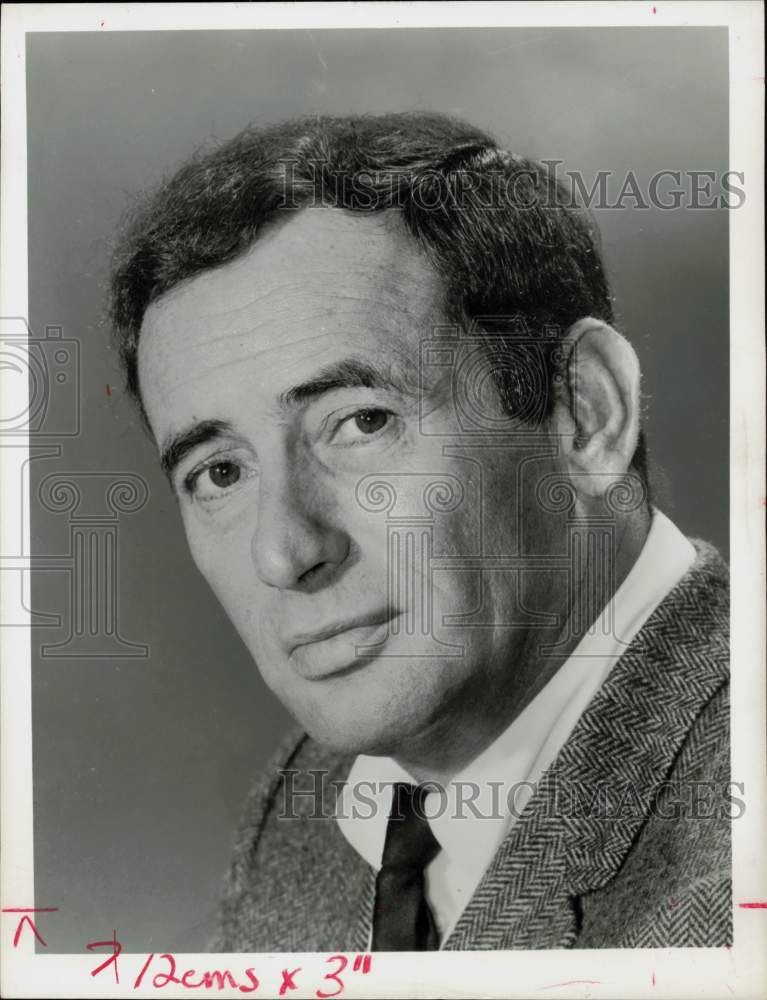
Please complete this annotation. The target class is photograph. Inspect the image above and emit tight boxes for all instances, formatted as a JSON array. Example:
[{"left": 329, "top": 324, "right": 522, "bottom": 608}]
[{"left": 1, "top": 4, "right": 764, "bottom": 999}]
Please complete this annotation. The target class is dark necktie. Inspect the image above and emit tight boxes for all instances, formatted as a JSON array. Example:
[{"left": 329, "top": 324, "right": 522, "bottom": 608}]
[{"left": 371, "top": 782, "right": 441, "bottom": 951}]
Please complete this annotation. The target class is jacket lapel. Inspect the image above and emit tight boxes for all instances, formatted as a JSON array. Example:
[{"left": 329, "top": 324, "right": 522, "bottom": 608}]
[{"left": 443, "top": 540, "right": 729, "bottom": 950}]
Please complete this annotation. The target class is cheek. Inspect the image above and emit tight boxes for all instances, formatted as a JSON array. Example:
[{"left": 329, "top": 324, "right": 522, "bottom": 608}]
[
  {"left": 183, "top": 518, "right": 225, "bottom": 585},
  {"left": 182, "top": 517, "right": 262, "bottom": 625}
]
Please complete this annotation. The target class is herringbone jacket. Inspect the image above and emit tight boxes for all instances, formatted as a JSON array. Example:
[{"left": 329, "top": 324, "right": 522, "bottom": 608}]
[{"left": 211, "top": 540, "right": 731, "bottom": 950}]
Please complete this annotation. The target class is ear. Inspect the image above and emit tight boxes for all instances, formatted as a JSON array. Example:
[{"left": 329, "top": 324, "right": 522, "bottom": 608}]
[{"left": 551, "top": 317, "right": 641, "bottom": 499}]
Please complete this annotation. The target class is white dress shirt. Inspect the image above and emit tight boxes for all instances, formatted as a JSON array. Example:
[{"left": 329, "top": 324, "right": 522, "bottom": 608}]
[{"left": 335, "top": 508, "right": 697, "bottom": 946}]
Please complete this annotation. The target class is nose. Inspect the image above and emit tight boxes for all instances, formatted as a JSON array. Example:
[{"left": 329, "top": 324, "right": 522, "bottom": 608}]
[{"left": 251, "top": 471, "right": 350, "bottom": 590}]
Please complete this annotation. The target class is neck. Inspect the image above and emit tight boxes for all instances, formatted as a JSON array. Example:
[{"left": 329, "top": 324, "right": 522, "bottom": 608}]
[{"left": 393, "top": 505, "right": 653, "bottom": 785}]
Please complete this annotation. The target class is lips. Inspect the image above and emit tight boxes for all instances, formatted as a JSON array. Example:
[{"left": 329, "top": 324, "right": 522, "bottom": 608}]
[
  {"left": 285, "top": 610, "right": 400, "bottom": 680},
  {"left": 286, "top": 609, "right": 396, "bottom": 653}
]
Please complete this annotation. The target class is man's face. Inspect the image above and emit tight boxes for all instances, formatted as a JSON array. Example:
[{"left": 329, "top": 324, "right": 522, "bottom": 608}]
[{"left": 139, "top": 209, "right": 564, "bottom": 759}]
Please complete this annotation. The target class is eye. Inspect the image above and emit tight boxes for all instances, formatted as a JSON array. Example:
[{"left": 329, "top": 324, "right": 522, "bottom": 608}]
[
  {"left": 182, "top": 454, "right": 254, "bottom": 503},
  {"left": 333, "top": 408, "right": 394, "bottom": 445},
  {"left": 208, "top": 462, "right": 240, "bottom": 489},
  {"left": 353, "top": 409, "right": 389, "bottom": 434}
]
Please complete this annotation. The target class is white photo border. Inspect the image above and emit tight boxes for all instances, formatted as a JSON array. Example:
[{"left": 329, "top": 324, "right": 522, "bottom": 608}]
[{"left": 1, "top": 3, "right": 764, "bottom": 998}]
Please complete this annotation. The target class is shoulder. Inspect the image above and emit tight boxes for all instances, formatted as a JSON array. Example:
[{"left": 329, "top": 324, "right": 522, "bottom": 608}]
[
  {"left": 618, "top": 535, "right": 729, "bottom": 716},
  {"left": 578, "top": 610, "right": 732, "bottom": 947},
  {"left": 645, "top": 535, "right": 729, "bottom": 647},
  {"left": 575, "top": 537, "right": 732, "bottom": 947},
  {"left": 225, "top": 724, "right": 355, "bottom": 877},
  {"left": 208, "top": 725, "right": 358, "bottom": 950},
  {"left": 676, "top": 536, "right": 729, "bottom": 624}
]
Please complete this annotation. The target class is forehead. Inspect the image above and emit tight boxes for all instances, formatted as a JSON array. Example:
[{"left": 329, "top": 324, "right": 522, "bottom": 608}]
[{"left": 137, "top": 208, "right": 446, "bottom": 427}]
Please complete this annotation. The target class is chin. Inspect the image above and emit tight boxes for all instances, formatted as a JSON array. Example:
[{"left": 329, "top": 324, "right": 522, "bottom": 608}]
[
  {"left": 297, "top": 710, "right": 405, "bottom": 758},
  {"left": 289, "top": 683, "right": 436, "bottom": 759},
  {"left": 265, "top": 646, "right": 465, "bottom": 759}
]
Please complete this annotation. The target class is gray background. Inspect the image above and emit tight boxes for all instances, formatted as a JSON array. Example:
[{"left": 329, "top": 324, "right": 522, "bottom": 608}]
[{"left": 27, "top": 27, "right": 728, "bottom": 952}]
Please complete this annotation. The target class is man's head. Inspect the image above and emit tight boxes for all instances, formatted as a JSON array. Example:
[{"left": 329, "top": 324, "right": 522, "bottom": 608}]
[{"left": 110, "top": 113, "right": 648, "bottom": 767}]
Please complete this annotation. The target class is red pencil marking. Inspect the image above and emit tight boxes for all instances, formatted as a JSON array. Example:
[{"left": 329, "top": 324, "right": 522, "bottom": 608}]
[
  {"left": 106, "top": 383, "right": 112, "bottom": 396},
  {"left": 652, "top": 6, "right": 657, "bottom": 12},
  {"left": 317, "top": 955, "right": 348, "bottom": 998},
  {"left": 86, "top": 929, "right": 122, "bottom": 983},
  {"left": 2, "top": 906, "right": 59, "bottom": 913},
  {"left": 1, "top": 907, "right": 59, "bottom": 913},
  {"left": 2, "top": 907, "right": 59, "bottom": 948},
  {"left": 652, "top": 971, "right": 656, "bottom": 986},
  {"left": 739, "top": 901, "right": 767, "bottom": 908},
  {"left": 279, "top": 966, "right": 301, "bottom": 995},
  {"left": 133, "top": 953, "right": 154, "bottom": 989},
  {"left": 542, "top": 981, "right": 602, "bottom": 990},
  {"left": 12, "top": 916, "right": 46, "bottom": 947}
]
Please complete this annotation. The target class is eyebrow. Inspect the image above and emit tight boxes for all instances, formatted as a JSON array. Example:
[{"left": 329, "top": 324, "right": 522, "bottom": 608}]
[
  {"left": 160, "top": 419, "right": 234, "bottom": 480},
  {"left": 159, "top": 355, "right": 413, "bottom": 482},
  {"left": 278, "top": 356, "right": 409, "bottom": 408}
]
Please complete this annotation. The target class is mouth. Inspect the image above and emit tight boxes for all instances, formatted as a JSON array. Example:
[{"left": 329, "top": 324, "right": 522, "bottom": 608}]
[{"left": 286, "top": 610, "right": 400, "bottom": 681}]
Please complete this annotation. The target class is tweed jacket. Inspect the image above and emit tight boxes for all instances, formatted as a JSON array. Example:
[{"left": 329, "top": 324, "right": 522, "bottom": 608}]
[{"left": 211, "top": 539, "right": 731, "bottom": 951}]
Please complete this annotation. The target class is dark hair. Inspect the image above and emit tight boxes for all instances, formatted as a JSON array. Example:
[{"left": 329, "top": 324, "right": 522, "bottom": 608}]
[{"left": 109, "top": 111, "right": 648, "bottom": 491}]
